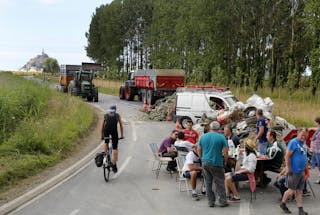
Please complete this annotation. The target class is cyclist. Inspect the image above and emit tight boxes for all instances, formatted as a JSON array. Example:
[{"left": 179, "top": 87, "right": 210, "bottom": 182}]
[{"left": 101, "top": 104, "right": 124, "bottom": 173}]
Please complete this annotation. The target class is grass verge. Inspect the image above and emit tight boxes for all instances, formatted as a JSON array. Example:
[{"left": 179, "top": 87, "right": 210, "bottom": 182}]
[{"left": 0, "top": 73, "right": 93, "bottom": 192}]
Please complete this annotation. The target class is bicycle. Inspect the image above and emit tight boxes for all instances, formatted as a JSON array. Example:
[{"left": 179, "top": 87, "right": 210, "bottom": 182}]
[{"left": 102, "top": 137, "right": 124, "bottom": 182}]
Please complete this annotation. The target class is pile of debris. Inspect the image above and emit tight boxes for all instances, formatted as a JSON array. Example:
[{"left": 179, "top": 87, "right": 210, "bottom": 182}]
[{"left": 148, "top": 93, "right": 176, "bottom": 121}]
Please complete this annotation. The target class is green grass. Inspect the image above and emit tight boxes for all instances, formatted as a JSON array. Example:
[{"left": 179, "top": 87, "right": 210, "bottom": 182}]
[{"left": 0, "top": 72, "right": 93, "bottom": 192}]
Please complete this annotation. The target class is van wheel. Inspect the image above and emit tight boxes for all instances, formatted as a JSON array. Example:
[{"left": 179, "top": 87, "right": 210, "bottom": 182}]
[{"left": 180, "top": 116, "right": 192, "bottom": 129}]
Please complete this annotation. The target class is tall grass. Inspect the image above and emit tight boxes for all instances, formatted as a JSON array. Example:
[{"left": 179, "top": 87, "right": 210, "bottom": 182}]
[{"left": 0, "top": 73, "right": 93, "bottom": 191}]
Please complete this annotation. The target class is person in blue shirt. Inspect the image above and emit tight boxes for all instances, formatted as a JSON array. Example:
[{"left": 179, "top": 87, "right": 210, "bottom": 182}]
[
  {"left": 198, "top": 121, "right": 229, "bottom": 208},
  {"left": 280, "top": 128, "right": 308, "bottom": 215},
  {"left": 255, "top": 109, "right": 269, "bottom": 155}
]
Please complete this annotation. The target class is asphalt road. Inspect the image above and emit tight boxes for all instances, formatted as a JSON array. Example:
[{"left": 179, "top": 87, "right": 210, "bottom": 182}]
[{"left": 8, "top": 93, "right": 320, "bottom": 215}]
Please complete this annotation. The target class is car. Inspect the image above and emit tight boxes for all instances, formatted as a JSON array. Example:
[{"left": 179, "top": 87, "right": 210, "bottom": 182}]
[{"left": 174, "top": 86, "right": 255, "bottom": 128}]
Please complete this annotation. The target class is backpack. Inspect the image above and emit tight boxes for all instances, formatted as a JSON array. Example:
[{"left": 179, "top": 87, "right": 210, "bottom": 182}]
[{"left": 95, "top": 152, "right": 105, "bottom": 167}]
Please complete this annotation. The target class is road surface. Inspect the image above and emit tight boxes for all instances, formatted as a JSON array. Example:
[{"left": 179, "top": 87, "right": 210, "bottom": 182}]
[{"left": 9, "top": 93, "right": 320, "bottom": 215}]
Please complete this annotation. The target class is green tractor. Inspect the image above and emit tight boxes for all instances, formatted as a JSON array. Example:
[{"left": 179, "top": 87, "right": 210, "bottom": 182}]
[{"left": 68, "top": 63, "right": 101, "bottom": 102}]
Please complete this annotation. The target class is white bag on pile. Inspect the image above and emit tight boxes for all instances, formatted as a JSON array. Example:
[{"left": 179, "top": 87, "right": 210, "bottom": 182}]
[{"left": 246, "top": 94, "right": 273, "bottom": 113}]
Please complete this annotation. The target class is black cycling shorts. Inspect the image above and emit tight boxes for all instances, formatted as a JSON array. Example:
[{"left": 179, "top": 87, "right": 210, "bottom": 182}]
[{"left": 104, "top": 131, "right": 119, "bottom": 150}]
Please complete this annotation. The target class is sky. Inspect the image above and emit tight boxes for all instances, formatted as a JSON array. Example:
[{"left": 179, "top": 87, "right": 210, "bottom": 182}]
[{"left": 0, "top": 0, "right": 112, "bottom": 71}]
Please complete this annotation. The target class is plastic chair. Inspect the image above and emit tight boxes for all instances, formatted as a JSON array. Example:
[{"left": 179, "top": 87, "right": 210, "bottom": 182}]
[
  {"left": 148, "top": 143, "right": 172, "bottom": 179},
  {"left": 175, "top": 156, "right": 191, "bottom": 195}
]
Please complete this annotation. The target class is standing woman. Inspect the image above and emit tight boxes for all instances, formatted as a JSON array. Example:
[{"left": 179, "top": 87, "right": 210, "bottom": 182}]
[{"left": 311, "top": 117, "right": 320, "bottom": 184}]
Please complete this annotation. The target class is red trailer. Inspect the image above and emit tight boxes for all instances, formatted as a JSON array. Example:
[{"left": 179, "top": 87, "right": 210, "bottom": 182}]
[{"left": 119, "top": 69, "right": 185, "bottom": 105}]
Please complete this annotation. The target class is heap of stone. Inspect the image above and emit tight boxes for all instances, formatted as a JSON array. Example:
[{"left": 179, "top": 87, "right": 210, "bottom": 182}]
[{"left": 148, "top": 93, "right": 176, "bottom": 121}]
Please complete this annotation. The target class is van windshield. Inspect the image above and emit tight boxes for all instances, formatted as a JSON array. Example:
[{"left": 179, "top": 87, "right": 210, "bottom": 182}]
[{"left": 224, "top": 96, "right": 239, "bottom": 106}]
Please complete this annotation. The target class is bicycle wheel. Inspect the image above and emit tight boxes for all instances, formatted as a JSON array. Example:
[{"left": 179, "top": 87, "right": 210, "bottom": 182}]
[{"left": 103, "top": 163, "right": 110, "bottom": 182}]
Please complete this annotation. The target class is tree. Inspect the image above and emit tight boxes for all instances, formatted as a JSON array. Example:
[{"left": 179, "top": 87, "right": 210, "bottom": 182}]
[{"left": 43, "top": 58, "right": 59, "bottom": 74}]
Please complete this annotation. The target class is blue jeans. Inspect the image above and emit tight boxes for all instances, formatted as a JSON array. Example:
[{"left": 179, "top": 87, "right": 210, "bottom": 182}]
[
  {"left": 258, "top": 141, "right": 269, "bottom": 155},
  {"left": 202, "top": 162, "right": 227, "bottom": 205}
]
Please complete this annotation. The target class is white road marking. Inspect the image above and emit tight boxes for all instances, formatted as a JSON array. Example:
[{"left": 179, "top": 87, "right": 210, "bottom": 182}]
[
  {"left": 239, "top": 200, "right": 250, "bottom": 215},
  {"left": 131, "top": 121, "right": 137, "bottom": 142},
  {"left": 112, "top": 156, "right": 132, "bottom": 179},
  {"left": 68, "top": 209, "right": 80, "bottom": 215},
  {"left": 6, "top": 142, "right": 104, "bottom": 214}
]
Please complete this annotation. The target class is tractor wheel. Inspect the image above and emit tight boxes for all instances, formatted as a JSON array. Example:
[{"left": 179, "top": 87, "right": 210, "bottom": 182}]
[
  {"left": 71, "top": 88, "right": 78, "bottom": 96},
  {"left": 125, "top": 86, "right": 135, "bottom": 101},
  {"left": 119, "top": 86, "right": 125, "bottom": 100},
  {"left": 94, "top": 93, "right": 99, "bottom": 102}
]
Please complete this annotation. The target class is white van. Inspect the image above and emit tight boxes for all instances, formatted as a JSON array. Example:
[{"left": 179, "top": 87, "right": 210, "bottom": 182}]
[{"left": 175, "top": 86, "right": 251, "bottom": 128}]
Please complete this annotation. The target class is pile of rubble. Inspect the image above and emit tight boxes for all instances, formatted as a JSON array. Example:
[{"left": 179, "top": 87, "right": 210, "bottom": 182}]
[{"left": 148, "top": 93, "right": 176, "bottom": 121}]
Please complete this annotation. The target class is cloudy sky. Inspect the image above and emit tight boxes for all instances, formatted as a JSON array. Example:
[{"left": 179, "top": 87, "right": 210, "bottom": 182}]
[{"left": 0, "top": 0, "right": 112, "bottom": 71}]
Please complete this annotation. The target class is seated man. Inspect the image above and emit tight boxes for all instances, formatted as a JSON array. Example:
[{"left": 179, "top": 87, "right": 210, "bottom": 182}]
[
  {"left": 224, "top": 124, "right": 240, "bottom": 172},
  {"left": 182, "top": 146, "right": 203, "bottom": 200},
  {"left": 225, "top": 139, "right": 257, "bottom": 202},
  {"left": 174, "top": 131, "right": 194, "bottom": 152},
  {"left": 256, "top": 129, "right": 284, "bottom": 187},
  {"left": 158, "top": 130, "right": 178, "bottom": 171}
]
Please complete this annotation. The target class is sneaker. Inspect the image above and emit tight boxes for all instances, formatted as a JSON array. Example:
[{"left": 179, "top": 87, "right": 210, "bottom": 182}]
[
  {"left": 226, "top": 195, "right": 231, "bottom": 200},
  {"left": 228, "top": 196, "right": 241, "bottom": 203},
  {"left": 280, "top": 203, "right": 291, "bottom": 214},
  {"left": 208, "top": 203, "right": 215, "bottom": 207},
  {"left": 302, "top": 191, "right": 311, "bottom": 197},
  {"left": 299, "top": 210, "right": 308, "bottom": 215},
  {"left": 201, "top": 184, "right": 206, "bottom": 195},
  {"left": 217, "top": 202, "right": 229, "bottom": 207},
  {"left": 112, "top": 163, "right": 118, "bottom": 173},
  {"left": 192, "top": 193, "right": 199, "bottom": 201}
]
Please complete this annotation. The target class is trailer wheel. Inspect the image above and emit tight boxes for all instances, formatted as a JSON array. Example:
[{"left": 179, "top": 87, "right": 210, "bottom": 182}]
[
  {"left": 146, "top": 89, "right": 156, "bottom": 105},
  {"left": 125, "top": 86, "right": 134, "bottom": 101},
  {"left": 119, "top": 86, "right": 125, "bottom": 100},
  {"left": 141, "top": 89, "right": 147, "bottom": 103}
]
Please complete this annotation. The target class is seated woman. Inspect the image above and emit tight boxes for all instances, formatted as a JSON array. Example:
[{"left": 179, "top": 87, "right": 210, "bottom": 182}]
[{"left": 225, "top": 138, "right": 257, "bottom": 202}]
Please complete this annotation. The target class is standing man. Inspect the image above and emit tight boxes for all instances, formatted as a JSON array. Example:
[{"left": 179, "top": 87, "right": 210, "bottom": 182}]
[
  {"left": 183, "top": 120, "right": 199, "bottom": 144},
  {"left": 255, "top": 109, "right": 269, "bottom": 155},
  {"left": 280, "top": 128, "right": 308, "bottom": 215},
  {"left": 198, "top": 121, "right": 229, "bottom": 207},
  {"left": 101, "top": 104, "right": 124, "bottom": 173}
]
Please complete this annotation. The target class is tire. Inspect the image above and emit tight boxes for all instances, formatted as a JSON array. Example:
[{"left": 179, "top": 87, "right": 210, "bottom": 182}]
[
  {"left": 244, "top": 107, "right": 257, "bottom": 117},
  {"left": 94, "top": 93, "right": 99, "bottom": 102},
  {"left": 180, "top": 116, "right": 192, "bottom": 129},
  {"left": 146, "top": 89, "right": 156, "bottom": 105},
  {"left": 125, "top": 86, "right": 135, "bottom": 101},
  {"left": 87, "top": 96, "right": 93, "bottom": 102},
  {"left": 141, "top": 89, "right": 147, "bottom": 103},
  {"left": 119, "top": 86, "right": 125, "bottom": 100},
  {"left": 71, "top": 87, "right": 78, "bottom": 96},
  {"left": 103, "top": 163, "right": 110, "bottom": 182}
]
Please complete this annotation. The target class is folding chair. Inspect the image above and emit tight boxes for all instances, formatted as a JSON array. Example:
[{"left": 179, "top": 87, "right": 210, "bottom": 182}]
[
  {"left": 247, "top": 173, "right": 256, "bottom": 201},
  {"left": 148, "top": 143, "right": 172, "bottom": 179},
  {"left": 175, "top": 156, "right": 191, "bottom": 195}
]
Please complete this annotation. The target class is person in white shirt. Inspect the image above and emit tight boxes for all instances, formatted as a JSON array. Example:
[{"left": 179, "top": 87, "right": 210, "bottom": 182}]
[
  {"left": 225, "top": 138, "right": 257, "bottom": 202},
  {"left": 182, "top": 147, "right": 203, "bottom": 200},
  {"left": 174, "top": 131, "right": 194, "bottom": 152}
]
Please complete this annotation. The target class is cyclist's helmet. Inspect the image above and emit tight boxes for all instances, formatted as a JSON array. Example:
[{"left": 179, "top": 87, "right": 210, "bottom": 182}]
[{"left": 108, "top": 104, "right": 116, "bottom": 113}]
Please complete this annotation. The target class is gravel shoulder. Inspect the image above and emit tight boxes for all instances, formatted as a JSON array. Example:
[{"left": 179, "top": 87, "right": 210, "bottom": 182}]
[{"left": 0, "top": 106, "right": 103, "bottom": 206}]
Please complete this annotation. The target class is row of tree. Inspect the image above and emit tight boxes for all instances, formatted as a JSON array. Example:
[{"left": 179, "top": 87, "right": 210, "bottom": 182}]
[{"left": 85, "top": 0, "right": 320, "bottom": 94}]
